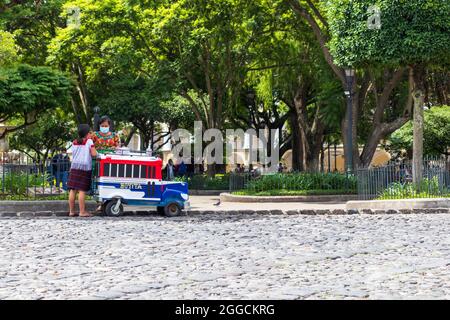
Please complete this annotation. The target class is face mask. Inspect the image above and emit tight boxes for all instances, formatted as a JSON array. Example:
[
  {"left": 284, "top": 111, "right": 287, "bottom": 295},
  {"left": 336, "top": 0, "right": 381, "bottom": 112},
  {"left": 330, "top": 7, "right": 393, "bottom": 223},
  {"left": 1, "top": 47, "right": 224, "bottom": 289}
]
[{"left": 100, "top": 127, "right": 110, "bottom": 134}]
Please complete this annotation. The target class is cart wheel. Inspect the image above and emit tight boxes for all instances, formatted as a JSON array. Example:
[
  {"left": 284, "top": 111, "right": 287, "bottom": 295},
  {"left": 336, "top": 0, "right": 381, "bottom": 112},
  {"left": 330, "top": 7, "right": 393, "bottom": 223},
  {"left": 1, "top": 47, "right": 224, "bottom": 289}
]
[
  {"left": 164, "top": 202, "right": 181, "bottom": 217},
  {"left": 157, "top": 206, "right": 165, "bottom": 215},
  {"left": 105, "top": 200, "right": 124, "bottom": 217}
]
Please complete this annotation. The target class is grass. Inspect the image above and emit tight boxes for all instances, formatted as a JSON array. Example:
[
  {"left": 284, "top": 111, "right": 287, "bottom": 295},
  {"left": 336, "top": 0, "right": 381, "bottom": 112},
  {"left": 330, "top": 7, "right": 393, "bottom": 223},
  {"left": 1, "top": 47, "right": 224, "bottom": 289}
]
[
  {"left": 376, "top": 177, "right": 450, "bottom": 200},
  {"left": 232, "top": 189, "right": 357, "bottom": 197}
]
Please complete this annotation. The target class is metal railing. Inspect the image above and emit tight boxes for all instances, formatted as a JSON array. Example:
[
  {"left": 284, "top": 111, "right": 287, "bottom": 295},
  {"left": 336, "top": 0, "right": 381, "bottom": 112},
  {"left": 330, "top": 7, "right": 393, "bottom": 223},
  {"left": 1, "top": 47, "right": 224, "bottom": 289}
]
[
  {"left": 1, "top": 157, "right": 71, "bottom": 200},
  {"left": 174, "top": 173, "right": 230, "bottom": 190},
  {"left": 356, "top": 157, "right": 450, "bottom": 200}
]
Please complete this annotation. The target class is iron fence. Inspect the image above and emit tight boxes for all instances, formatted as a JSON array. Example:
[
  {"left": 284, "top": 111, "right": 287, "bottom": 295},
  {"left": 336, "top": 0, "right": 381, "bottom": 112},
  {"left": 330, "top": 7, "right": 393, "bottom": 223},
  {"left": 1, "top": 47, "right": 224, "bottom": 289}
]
[
  {"left": 174, "top": 173, "right": 230, "bottom": 190},
  {"left": 356, "top": 157, "right": 450, "bottom": 200},
  {"left": 1, "top": 156, "right": 71, "bottom": 200},
  {"left": 3, "top": 153, "right": 449, "bottom": 201}
]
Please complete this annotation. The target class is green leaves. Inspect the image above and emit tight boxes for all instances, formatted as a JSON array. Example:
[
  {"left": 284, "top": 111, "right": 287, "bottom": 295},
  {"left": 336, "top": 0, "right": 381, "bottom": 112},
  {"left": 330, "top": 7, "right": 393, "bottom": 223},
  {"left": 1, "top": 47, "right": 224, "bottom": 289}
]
[
  {"left": 0, "top": 30, "right": 17, "bottom": 66},
  {"left": 327, "top": 0, "right": 450, "bottom": 68},
  {"left": 9, "top": 108, "right": 75, "bottom": 158},
  {"left": 388, "top": 105, "right": 450, "bottom": 156},
  {"left": 0, "top": 64, "right": 73, "bottom": 121}
]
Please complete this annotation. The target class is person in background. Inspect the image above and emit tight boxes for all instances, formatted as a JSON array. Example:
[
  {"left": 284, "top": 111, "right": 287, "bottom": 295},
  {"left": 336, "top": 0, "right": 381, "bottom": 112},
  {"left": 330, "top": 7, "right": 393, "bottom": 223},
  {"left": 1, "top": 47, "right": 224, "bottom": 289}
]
[
  {"left": 278, "top": 162, "right": 284, "bottom": 173},
  {"left": 235, "top": 163, "right": 245, "bottom": 173},
  {"left": 52, "top": 148, "right": 70, "bottom": 190},
  {"left": 166, "top": 159, "right": 175, "bottom": 181},
  {"left": 177, "top": 160, "right": 187, "bottom": 177},
  {"left": 67, "top": 124, "right": 97, "bottom": 217},
  {"left": 90, "top": 115, "right": 120, "bottom": 154}
]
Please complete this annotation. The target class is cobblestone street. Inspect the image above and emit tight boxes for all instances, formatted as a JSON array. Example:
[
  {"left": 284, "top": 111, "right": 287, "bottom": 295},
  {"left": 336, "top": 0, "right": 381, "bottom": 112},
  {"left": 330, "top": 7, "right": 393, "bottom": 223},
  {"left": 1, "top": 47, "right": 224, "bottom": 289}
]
[{"left": 0, "top": 214, "right": 449, "bottom": 300}]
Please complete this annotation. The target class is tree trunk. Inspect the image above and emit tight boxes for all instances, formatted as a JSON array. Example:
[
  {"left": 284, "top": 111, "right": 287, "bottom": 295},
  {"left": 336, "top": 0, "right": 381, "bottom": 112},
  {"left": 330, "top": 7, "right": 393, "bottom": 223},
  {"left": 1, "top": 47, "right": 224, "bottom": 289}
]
[
  {"left": 289, "top": 111, "right": 304, "bottom": 171},
  {"left": 70, "top": 62, "right": 91, "bottom": 125},
  {"left": 305, "top": 153, "right": 321, "bottom": 172},
  {"left": 124, "top": 127, "right": 137, "bottom": 147},
  {"left": 412, "top": 65, "right": 426, "bottom": 185},
  {"left": 412, "top": 90, "right": 425, "bottom": 185},
  {"left": 70, "top": 97, "right": 84, "bottom": 124},
  {"left": 303, "top": 129, "right": 324, "bottom": 172},
  {"left": 359, "top": 128, "right": 381, "bottom": 168},
  {"left": 341, "top": 80, "right": 361, "bottom": 171},
  {"left": 291, "top": 86, "right": 325, "bottom": 172}
]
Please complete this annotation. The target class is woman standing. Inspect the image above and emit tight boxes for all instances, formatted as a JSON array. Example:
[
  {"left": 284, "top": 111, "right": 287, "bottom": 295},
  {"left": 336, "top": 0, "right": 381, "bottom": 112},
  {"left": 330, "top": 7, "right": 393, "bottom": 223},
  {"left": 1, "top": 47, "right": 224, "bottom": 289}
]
[
  {"left": 67, "top": 124, "right": 98, "bottom": 217},
  {"left": 91, "top": 116, "right": 120, "bottom": 153},
  {"left": 90, "top": 115, "right": 120, "bottom": 213}
]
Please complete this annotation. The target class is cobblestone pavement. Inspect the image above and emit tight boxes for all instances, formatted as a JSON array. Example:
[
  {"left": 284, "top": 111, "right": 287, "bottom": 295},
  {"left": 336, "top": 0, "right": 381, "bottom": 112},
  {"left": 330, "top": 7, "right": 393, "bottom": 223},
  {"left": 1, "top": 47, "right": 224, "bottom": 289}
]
[{"left": 0, "top": 214, "right": 449, "bottom": 300}]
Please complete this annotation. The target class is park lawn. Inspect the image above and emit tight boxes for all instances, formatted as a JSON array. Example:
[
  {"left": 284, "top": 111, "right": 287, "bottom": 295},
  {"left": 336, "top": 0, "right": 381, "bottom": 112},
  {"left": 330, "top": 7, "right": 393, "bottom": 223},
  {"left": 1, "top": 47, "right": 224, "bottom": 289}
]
[{"left": 232, "top": 189, "right": 357, "bottom": 197}]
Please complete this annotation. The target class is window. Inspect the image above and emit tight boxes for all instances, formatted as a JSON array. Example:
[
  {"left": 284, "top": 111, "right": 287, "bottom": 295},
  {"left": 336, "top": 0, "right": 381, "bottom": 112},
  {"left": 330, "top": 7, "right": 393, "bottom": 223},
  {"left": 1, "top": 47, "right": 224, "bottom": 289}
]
[
  {"left": 149, "top": 166, "right": 155, "bottom": 179},
  {"left": 140, "top": 165, "right": 147, "bottom": 179},
  {"left": 103, "top": 163, "right": 110, "bottom": 177},
  {"left": 133, "top": 165, "right": 140, "bottom": 178},
  {"left": 110, "top": 164, "right": 118, "bottom": 177},
  {"left": 125, "top": 164, "right": 133, "bottom": 178},
  {"left": 118, "top": 164, "right": 125, "bottom": 177}
]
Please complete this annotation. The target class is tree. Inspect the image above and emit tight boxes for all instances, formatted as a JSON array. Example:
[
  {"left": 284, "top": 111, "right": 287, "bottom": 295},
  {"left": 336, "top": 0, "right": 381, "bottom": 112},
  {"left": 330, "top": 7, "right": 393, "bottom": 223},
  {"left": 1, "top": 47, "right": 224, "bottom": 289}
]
[
  {"left": 49, "top": 0, "right": 276, "bottom": 175},
  {"left": 8, "top": 108, "right": 75, "bottom": 162},
  {"left": 0, "top": 0, "right": 93, "bottom": 124},
  {"left": 95, "top": 74, "right": 195, "bottom": 151},
  {"left": 285, "top": 0, "right": 418, "bottom": 169},
  {"left": 231, "top": 86, "right": 291, "bottom": 168},
  {"left": 0, "top": 64, "right": 73, "bottom": 139},
  {"left": 326, "top": 0, "right": 450, "bottom": 181},
  {"left": 387, "top": 106, "right": 450, "bottom": 158},
  {"left": 1, "top": 0, "right": 66, "bottom": 65},
  {"left": 0, "top": 1, "right": 43, "bottom": 14},
  {"left": 237, "top": 11, "right": 343, "bottom": 172},
  {"left": 0, "top": 30, "right": 18, "bottom": 66}
]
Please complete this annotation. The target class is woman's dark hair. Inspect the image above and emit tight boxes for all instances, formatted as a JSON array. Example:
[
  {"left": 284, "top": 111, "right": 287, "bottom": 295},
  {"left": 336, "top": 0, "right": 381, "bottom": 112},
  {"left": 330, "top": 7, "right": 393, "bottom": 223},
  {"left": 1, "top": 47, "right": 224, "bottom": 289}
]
[
  {"left": 99, "top": 115, "right": 112, "bottom": 128},
  {"left": 77, "top": 124, "right": 90, "bottom": 144}
]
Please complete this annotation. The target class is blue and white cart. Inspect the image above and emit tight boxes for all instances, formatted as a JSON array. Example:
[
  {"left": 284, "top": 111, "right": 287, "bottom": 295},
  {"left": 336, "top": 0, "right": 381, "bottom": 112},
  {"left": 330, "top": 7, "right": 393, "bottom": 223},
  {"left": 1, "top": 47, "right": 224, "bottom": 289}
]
[{"left": 93, "top": 152, "right": 189, "bottom": 217}]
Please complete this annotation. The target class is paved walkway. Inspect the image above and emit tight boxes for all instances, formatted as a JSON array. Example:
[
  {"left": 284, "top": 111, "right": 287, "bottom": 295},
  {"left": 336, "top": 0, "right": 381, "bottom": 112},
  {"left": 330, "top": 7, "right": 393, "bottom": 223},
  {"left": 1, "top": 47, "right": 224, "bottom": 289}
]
[
  {"left": 126, "top": 196, "right": 347, "bottom": 212},
  {"left": 0, "top": 214, "right": 449, "bottom": 299}
]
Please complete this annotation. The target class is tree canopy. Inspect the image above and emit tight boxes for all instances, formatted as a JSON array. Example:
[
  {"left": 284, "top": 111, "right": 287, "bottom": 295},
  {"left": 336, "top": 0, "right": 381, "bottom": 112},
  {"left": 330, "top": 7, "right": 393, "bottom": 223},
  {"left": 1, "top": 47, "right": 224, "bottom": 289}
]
[
  {"left": 327, "top": 0, "right": 450, "bottom": 68},
  {"left": 0, "top": 30, "right": 18, "bottom": 66},
  {"left": 387, "top": 106, "right": 450, "bottom": 157},
  {"left": 0, "top": 64, "right": 73, "bottom": 139},
  {"left": 0, "top": 0, "right": 448, "bottom": 171},
  {"left": 9, "top": 107, "right": 75, "bottom": 161}
]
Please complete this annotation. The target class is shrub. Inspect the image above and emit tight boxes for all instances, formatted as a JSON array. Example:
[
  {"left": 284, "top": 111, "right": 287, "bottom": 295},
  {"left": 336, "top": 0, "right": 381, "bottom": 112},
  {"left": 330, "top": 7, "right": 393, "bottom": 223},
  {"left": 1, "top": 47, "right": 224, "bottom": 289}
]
[
  {"left": 245, "top": 172, "right": 357, "bottom": 193},
  {"left": 0, "top": 171, "right": 47, "bottom": 196},
  {"left": 377, "top": 177, "right": 450, "bottom": 200},
  {"left": 232, "top": 189, "right": 355, "bottom": 196},
  {"left": 175, "top": 174, "right": 230, "bottom": 190}
]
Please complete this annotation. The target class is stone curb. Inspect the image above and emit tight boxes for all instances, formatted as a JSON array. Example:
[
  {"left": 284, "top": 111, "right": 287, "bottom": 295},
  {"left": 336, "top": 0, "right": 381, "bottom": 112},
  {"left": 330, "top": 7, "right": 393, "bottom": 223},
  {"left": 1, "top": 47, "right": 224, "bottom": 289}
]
[
  {"left": 189, "top": 190, "right": 228, "bottom": 196},
  {"left": 220, "top": 192, "right": 359, "bottom": 203},
  {"left": 346, "top": 198, "right": 450, "bottom": 210},
  {"left": 0, "top": 200, "right": 97, "bottom": 213},
  {"left": 1, "top": 208, "right": 449, "bottom": 218}
]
